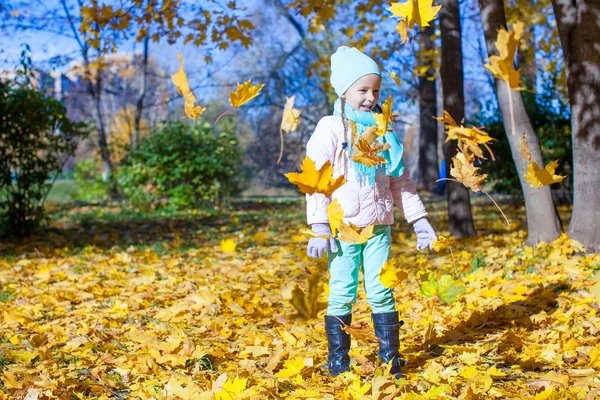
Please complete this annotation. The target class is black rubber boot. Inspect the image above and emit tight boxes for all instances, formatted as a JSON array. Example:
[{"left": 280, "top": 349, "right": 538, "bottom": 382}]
[
  {"left": 372, "top": 311, "right": 406, "bottom": 379},
  {"left": 324, "top": 314, "right": 352, "bottom": 376}
]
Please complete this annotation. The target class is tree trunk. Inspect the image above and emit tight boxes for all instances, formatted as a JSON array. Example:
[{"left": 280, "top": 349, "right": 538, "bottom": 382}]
[
  {"left": 440, "top": 0, "right": 477, "bottom": 238},
  {"left": 418, "top": 25, "right": 439, "bottom": 193},
  {"left": 91, "top": 49, "right": 113, "bottom": 185},
  {"left": 517, "top": 26, "right": 537, "bottom": 93},
  {"left": 478, "top": 0, "right": 562, "bottom": 245},
  {"left": 552, "top": 0, "right": 600, "bottom": 253},
  {"left": 134, "top": 33, "right": 150, "bottom": 149}
]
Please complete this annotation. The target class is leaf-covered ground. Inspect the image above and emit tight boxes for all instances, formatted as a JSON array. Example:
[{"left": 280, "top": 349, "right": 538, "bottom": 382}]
[{"left": 0, "top": 197, "right": 599, "bottom": 399}]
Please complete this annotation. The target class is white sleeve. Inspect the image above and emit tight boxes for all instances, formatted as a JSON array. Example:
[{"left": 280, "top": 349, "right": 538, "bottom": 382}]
[
  {"left": 390, "top": 168, "right": 428, "bottom": 223},
  {"left": 305, "top": 117, "right": 339, "bottom": 225}
]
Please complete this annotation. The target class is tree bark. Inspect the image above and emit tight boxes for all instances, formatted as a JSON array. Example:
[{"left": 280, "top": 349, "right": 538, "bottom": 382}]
[
  {"left": 134, "top": 33, "right": 150, "bottom": 149},
  {"left": 552, "top": 0, "right": 600, "bottom": 253},
  {"left": 478, "top": 0, "right": 562, "bottom": 245},
  {"left": 418, "top": 25, "right": 439, "bottom": 193},
  {"left": 440, "top": 0, "right": 477, "bottom": 238},
  {"left": 92, "top": 48, "right": 113, "bottom": 184}
]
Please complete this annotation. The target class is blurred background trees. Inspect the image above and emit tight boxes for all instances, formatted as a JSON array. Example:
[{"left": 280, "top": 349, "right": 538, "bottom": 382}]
[{"left": 0, "top": 0, "right": 597, "bottom": 251}]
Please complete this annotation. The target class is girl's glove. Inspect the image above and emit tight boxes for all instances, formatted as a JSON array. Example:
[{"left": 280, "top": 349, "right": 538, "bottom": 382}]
[
  {"left": 307, "top": 223, "right": 339, "bottom": 259},
  {"left": 412, "top": 218, "right": 437, "bottom": 250}
]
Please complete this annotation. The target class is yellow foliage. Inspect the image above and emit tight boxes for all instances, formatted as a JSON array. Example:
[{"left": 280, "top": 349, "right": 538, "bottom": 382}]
[
  {"left": 338, "top": 223, "right": 374, "bottom": 244},
  {"left": 220, "top": 238, "right": 237, "bottom": 253},
  {"left": 170, "top": 53, "right": 207, "bottom": 119},
  {"left": 374, "top": 95, "right": 394, "bottom": 136},
  {"left": 483, "top": 21, "right": 525, "bottom": 90},
  {"left": 523, "top": 160, "right": 566, "bottom": 189},
  {"left": 450, "top": 152, "right": 488, "bottom": 192},
  {"left": 326, "top": 199, "right": 344, "bottom": 238},
  {"left": 379, "top": 258, "right": 409, "bottom": 288},
  {"left": 281, "top": 96, "right": 301, "bottom": 133},
  {"left": 285, "top": 156, "right": 346, "bottom": 196},
  {"left": 229, "top": 80, "right": 264, "bottom": 108},
  {"left": 388, "top": 0, "right": 442, "bottom": 43}
]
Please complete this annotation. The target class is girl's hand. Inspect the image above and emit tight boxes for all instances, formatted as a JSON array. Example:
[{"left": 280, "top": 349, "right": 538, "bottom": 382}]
[
  {"left": 307, "top": 223, "right": 339, "bottom": 258},
  {"left": 412, "top": 218, "right": 437, "bottom": 250}
]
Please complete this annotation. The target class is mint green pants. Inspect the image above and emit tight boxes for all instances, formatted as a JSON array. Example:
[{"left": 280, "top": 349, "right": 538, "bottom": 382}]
[{"left": 327, "top": 225, "right": 396, "bottom": 316}]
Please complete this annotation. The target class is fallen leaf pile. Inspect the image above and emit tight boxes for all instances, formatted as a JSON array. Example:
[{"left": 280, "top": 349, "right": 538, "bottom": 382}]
[{"left": 0, "top": 198, "right": 599, "bottom": 399}]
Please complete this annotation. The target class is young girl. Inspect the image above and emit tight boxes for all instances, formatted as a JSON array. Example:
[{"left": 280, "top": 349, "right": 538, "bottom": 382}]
[{"left": 305, "top": 46, "right": 437, "bottom": 378}]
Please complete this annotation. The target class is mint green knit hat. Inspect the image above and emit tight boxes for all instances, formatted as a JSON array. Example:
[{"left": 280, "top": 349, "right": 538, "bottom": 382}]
[{"left": 330, "top": 46, "right": 381, "bottom": 97}]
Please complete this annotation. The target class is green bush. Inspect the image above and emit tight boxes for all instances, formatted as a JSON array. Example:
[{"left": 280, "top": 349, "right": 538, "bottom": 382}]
[
  {"left": 73, "top": 159, "right": 110, "bottom": 201},
  {"left": 117, "top": 121, "right": 243, "bottom": 210},
  {"left": 0, "top": 64, "right": 87, "bottom": 235}
]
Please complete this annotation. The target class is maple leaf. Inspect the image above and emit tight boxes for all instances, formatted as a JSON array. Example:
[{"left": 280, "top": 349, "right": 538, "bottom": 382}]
[
  {"left": 435, "top": 110, "right": 458, "bottom": 127},
  {"left": 520, "top": 133, "right": 533, "bottom": 161},
  {"left": 341, "top": 322, "right": 382, "bottom": 343},
  {"left": 275, "top": 356, "right": 305, "bottom": 378},
  {"left": 280, "top": 96, "right": 301, "bottom": 133},
  {"left": 229, "top": 80, "right": 264, "bottom": 108},
  {"left": 374, "top": 95, "right": 394, "bottom": 136},
  {"left": 170, "top": 53, "right": 206, "bottom": 119},
  {"left": 284, "top": 156, "right": 346, "bottom": 196},
  {"left": 289, "top": 270, "right": 327, "bottom": 319},
  {"left": 388, "top": 70, "right": 401, "bottom": 86},
  {"left": 523, "top": 161, "right": 566, "bottom": 189},
  {"left": 350, "top": 137, "right": 390, "bottom": 167},
  {"left": 165, "top": 374, "right": 207, "bottom": 399},
  {"left": 388, "top": 0, "right": 442, "bottom": 43},
  {"left": 450, "top": 152, "right": 488, "bottom": 192},
  {"left": 220, "top": 238, "right": 236, "bottom": 253},
  {"left": 214, "top": 376, "right": 247, "bottom": 400},
  {"left": 326, "top": 198, "right": 344, "bottom": 238},
  {"left": 379, "top": 258, "right": 409, "bottom": 288},
  {"left": 215, "top": 79, "right": 265, "bottom": 124},
  {"left": 420, "top": 273, "right": 465, "bottom": 304},
  {"left": 278, "top": 96, "right": 301, "bottom": 163},
  {"left": 483, "top": 21, "right": 525, "bottom": 90},
  {"left": 431, "top": 235, "right": 456, "bottom": 252},
  {"left": 338, "top": 223, "right": 374, "bottom": 244},
  {"left": 438, "top": 110, "right": 495, "bottom": 160}
]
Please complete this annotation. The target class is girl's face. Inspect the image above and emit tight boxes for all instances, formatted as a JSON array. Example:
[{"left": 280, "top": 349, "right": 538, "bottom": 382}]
[{"left": 342, "top": 74, "right": 381, "bottom": 112}]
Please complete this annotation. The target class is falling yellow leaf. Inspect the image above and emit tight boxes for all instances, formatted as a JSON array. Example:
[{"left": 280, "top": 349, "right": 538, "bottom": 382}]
[
  {"left": 278, "top": 96, "right": 301, "bottom": 163},
  {"left": 338, "top": 223, "right": 374, "bottom": 244},
  {"left": 170, "top": 53, "right": 206, "bottom": 119},
  {"left": 326, "top": 199, "right": 344, "bottom": 238},
  {"left": 229, "top": 80, "right": 264, "bottom": 108},
  {"left": 379, "top": 258, "right": 409, "bottom": 288},
  {"left": 437, "top": 110, "right": 495, "bottom": 160},
  {"left": 289, "top": 270, "right": 327, "bottom": 319},
  {"left": 483, "top": 21, "right": 525, "bottom": 90},
  {"left": 388, "top": 70, "right": 401, "bottom": 86},
  {"left": 285, "top": 156, "right": 346, "bottom": 196},
  {"left": 435, "top": 110, "right": 458, "bottom": 126},
  {"left": 374, "top": 95, "right": 394, "bottom": 136},
  {"left": 389, "top": 0, "right": 442, "bottom": 43},
  {"left": 450, "top": 152, "right": 488, "bottom": 192},
  {"left": 350, "top": 137, "right": 390, "bottom": 167},
  {"left": 523, "top": 161, "right": 565, "bottom": 189},
  {"left": 220, "top": 239, "right": 236, "bottom": 253},
  {"left": 520, "top": 133, "right": 532, "bottom": 161},
  {"left": 281, "top": 96, "right": 301, "bottom": 133}
]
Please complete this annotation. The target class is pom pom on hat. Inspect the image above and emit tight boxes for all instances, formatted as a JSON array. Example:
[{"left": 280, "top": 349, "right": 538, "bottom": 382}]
[{"left": 330, "top": 46, "right": 381, "bottom": 97}]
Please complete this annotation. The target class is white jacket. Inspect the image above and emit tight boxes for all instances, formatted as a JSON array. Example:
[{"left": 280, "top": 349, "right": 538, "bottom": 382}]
[{"left": 306, "top": 116, "right": 427, "bottom": 227}]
